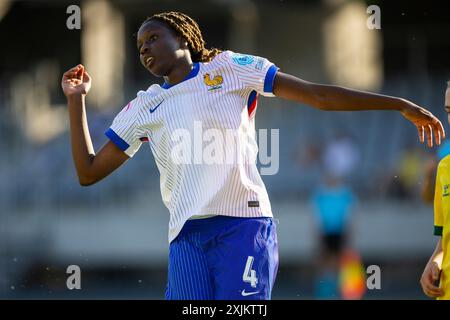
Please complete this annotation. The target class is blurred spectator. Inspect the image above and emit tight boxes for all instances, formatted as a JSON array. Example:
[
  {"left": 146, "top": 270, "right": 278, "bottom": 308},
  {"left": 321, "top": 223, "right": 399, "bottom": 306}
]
[
  {"left": 387, "top": 143, "right": 427, "bottom": 201},
  {"left": 322, "top": 132, "right": 360, "bottom": 181},
  {"left": 310, "top": 174, "right": 356, "bottom": 299}
]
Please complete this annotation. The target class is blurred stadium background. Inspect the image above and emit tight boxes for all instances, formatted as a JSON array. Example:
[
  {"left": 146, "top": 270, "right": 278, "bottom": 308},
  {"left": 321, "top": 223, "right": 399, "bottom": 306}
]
[{"left": 1, "top": 0, "right": 450, "bottom": 299}]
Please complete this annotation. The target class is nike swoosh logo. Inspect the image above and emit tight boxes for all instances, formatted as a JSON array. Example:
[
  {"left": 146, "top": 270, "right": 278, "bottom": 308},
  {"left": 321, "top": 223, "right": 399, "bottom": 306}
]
[
  {"left": 241, "top": 289, "right": 260, "bottom": 297},
  {"left": 150, "top": 100, "right": 164, "bottom": 113}
]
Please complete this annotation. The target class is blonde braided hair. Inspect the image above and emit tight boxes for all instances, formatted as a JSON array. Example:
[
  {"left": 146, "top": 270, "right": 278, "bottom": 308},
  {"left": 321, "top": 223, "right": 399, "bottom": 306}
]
[{"left": 142, "top": 11, "right": 222, "bottom": 63}]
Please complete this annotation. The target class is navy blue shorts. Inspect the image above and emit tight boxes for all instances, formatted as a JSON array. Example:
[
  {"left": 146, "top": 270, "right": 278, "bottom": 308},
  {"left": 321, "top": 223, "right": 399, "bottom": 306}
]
[{"left": 165, "top": 215, "right": 279, "bottom": 300}]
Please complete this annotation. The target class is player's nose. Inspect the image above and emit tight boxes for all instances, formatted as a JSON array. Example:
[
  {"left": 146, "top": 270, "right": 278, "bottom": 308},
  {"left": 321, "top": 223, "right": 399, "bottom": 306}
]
[
  {"left": 140, "top": 41, "right": 153, "bottom": 56},
  {"left": 140, "top": 45, "right": 149, "bottom": 55}
]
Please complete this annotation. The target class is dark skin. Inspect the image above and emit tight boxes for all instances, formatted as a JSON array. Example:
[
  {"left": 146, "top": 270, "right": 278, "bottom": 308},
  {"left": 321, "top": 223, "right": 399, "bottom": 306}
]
[
  {"left": 61, "top": 20, "right": 445, "bottom": 186},
  {"left": 137, "top": 20, "right": 193, "bottom": 85}
]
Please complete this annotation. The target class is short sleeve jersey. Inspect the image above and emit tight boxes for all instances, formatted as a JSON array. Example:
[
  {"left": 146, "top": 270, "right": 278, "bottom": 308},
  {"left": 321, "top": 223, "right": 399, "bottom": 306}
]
[{"left": 106, "top": 51, "right": 279, "bottom": 242}]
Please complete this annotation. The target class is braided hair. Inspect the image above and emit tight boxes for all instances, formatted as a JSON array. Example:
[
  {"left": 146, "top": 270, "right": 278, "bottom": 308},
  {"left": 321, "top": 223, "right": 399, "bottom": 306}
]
[{"left": 141, "top": 11, "right": 222, "bottom": 63}]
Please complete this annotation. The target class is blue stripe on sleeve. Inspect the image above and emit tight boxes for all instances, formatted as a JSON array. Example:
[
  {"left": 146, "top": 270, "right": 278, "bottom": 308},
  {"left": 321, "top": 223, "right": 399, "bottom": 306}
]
[
  {"left": 105, "top": 128, "right": 130, "bottom": 151},
  {"left": 263, "top": 64, "right": 279, "bottom": 93}
]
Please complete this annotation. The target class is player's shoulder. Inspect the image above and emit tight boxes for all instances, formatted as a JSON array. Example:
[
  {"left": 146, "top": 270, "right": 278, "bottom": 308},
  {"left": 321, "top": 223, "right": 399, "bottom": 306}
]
[
  {"left": 138, "top": 83, "right": 162, "bottom": 96},
  {"left": 218, "top": 50, "right": 260, "bottom": 64},
  {"left": 207, "top": 50, "right": 234, "bottom": 67},
  {"left": 135, "top": 84, "right": 162, "bottom": 103},
  {"left": 209, "top": 50, "right": 263, "bottom": 67},
  {"left": 115, "top": 85, "right": 160, "bottom": 116},
  {"left": 437, "top": 154, "right": 450, "bottom": 172}
]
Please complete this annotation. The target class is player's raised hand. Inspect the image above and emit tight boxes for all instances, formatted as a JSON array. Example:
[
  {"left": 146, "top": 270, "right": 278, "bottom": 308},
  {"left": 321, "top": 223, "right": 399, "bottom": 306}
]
[
  {"left": 61, "top": 64, "right": 92, "bottom": 98},
  {"left": 400, "top": 102, "right": 445, "bottom": 148},
  {"left": 420, "top": 261, "right": 444, "bottom": 298}
]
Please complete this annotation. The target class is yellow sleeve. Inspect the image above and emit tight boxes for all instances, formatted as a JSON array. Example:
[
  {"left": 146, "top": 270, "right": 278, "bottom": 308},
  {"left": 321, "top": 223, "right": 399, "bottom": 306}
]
[{"left": 434, "top": 164, "right": 444, "bottom": 236}]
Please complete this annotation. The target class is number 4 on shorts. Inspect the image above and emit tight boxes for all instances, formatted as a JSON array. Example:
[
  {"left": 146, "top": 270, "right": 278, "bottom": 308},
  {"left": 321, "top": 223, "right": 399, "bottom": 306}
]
[{"left": 242, "top": 256, "right": 258, "bottom": 288}]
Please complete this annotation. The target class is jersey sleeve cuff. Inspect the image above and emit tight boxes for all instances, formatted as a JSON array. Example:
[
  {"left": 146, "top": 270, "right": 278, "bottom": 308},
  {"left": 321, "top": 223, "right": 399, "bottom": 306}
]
[
  {"left": 105, "top": 128, "right": 130, "bottom": 151},
  {"left": 434, "top": 225, "right": 443, "bottom": 236},
  {"left": 263, "top": 64, "right": 279, "bottom": 94}
]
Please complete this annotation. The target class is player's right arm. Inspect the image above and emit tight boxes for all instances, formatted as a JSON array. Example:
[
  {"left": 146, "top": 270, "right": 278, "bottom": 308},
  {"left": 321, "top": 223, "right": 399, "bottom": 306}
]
[
  {"left": 420, "top": 237, "right": 444, "bottom": 298},
  {"left": 62, "top": 65, "right": 129, "bottom": 186},
  {"left": 421, "top": 162, "right": 445, "bottom": 298}
]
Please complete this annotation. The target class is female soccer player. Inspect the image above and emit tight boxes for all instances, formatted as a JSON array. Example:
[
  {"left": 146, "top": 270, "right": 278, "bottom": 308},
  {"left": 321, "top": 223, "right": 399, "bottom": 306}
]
[
  {"left": 420, "top": 102, "right": 450, "bottom": 300},
  {"left": 61, "top": 11, "right": 445, "bottom": 300}
]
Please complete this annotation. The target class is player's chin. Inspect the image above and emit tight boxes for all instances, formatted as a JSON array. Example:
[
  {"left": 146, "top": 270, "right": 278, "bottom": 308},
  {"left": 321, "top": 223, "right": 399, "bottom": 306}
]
[
  {"left": 143, "top": 60, "right": 164, "bottom": 76},
  {"left": 146, "top": 66, "right": 164, "bottom": 78},
  {"left": 140, "top": 61, "right": 158, "bottom": 76}
]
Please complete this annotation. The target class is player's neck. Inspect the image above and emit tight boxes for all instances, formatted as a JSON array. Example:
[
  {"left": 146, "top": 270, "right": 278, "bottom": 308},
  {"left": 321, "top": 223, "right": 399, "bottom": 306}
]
[{"left": 164, "top": 58, "right": 195, "bottom": 86}]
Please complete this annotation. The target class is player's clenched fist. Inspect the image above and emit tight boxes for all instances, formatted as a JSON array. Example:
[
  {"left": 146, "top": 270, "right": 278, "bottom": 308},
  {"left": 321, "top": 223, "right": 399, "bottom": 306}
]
[
  {"left": 420, "top": 261, "right": 444, "bottom": 298},
  {"left": 61, "top": 64, "right": 91, "bottom": 98}
]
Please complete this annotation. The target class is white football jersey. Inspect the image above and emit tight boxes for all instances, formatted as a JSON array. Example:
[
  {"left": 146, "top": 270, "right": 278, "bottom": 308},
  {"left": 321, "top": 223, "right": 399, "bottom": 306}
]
[{"left": 105, "top": 50, "right": 279, "bottom": 242}]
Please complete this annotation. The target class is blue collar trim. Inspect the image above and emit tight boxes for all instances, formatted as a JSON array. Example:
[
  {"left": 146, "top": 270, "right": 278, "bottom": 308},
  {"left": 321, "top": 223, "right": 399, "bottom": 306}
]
[{"left": 162, "top": 62, "right": 200, "bottom": 89}]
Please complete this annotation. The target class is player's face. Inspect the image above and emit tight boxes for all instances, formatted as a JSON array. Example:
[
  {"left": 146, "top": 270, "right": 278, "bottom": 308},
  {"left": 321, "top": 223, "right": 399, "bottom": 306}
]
[{"left": 137, "top": 20, "right": 183, "bottom": 77}]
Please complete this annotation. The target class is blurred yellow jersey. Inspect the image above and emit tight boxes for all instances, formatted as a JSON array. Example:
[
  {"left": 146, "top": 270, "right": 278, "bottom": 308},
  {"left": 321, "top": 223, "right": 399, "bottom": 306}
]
[{"left": 434, "top": 155, "right": 450, "bottom": 300}]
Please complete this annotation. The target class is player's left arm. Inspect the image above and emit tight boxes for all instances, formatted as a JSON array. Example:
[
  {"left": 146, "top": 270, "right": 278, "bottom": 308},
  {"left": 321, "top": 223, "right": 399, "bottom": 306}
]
[{"left": 272, "top": 71, "right": 445, "bottom": 147}]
